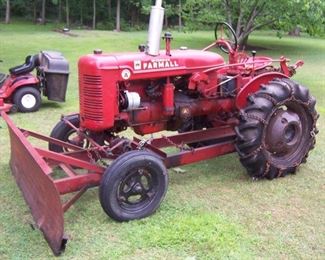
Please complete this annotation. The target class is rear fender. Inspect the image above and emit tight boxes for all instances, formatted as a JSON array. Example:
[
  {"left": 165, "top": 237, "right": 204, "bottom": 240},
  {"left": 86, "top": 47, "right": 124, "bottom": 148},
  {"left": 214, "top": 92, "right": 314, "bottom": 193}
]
[
  {"left": 236, "top": 72, "right": 288, "bottom": 109},
  {"left": 4, "top": 74, "right": 40, "bottom": 99}
]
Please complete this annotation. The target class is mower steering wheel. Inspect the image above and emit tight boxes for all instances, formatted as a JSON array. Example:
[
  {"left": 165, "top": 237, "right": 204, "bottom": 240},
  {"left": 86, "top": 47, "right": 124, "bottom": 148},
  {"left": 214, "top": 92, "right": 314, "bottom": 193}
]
[{"left": 214, "top": 22, "right": 238, "bottom": 54}]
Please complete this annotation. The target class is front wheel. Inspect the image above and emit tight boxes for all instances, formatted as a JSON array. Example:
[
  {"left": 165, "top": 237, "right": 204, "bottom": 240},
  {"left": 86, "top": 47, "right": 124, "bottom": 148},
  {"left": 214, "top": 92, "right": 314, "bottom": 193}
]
[
  {"left": 235, "top": 78, "right": 318, "bottom": 179},
  {"left": 13, "top": 87, "right": 41, "bottom": 112},
  {"left": 49, "top": 114, "right": 88, "bottom": 152},
  {"left": 99, "top": 150, "right": 168, "bottom": 222}
]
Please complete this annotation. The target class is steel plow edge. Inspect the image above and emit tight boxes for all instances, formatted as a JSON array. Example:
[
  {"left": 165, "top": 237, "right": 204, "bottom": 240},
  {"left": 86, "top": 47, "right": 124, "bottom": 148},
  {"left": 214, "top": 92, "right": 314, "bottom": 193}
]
[{"left": 1, "top": 112, "right": 66, "bottom": 255}]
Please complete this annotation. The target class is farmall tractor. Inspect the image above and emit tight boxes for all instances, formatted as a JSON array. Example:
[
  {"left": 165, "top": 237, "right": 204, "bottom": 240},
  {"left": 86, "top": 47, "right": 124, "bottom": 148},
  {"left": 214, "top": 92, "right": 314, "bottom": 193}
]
[
  {"left": 1, "top": 0, "right": 318, "bottom": 255},
  {"left": 0, "top": 51, "right": 69, "bottom": 113}
]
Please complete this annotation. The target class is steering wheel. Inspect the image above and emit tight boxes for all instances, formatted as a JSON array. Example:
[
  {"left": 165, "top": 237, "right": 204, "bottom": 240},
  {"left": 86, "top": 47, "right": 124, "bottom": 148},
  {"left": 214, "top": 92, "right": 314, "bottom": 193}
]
[{"left": 214, "top": 22, "right": 238, "bottom": 53}]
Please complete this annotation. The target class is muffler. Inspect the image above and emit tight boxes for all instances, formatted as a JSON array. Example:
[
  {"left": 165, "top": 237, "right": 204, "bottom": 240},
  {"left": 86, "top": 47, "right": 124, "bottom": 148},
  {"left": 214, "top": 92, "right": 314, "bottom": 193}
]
[{"left": 146, "top": 0, "right": 165, "bottom": 56}]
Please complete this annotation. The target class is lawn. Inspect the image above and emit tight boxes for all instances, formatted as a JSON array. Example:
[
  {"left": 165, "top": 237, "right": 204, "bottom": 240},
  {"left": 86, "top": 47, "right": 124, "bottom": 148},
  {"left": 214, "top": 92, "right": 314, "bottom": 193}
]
[{"left": 0, "top": 23, "right": 324, "bottom": 259}]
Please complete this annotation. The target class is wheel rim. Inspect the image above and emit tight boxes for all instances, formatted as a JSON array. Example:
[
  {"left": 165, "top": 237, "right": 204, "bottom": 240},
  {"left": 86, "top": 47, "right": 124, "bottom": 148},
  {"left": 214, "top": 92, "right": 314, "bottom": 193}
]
[
  {"left": 117, "top": 167, "right": 157, "bottom": 211},
  {"left": 264, "top": 102, "right": 309, "bottom": 164},
  {"left": 21, "top": 94, "right": 36, "bottom": 109},
  {"left": 63, "top": 129, "right": 89, "bottom": 152}
]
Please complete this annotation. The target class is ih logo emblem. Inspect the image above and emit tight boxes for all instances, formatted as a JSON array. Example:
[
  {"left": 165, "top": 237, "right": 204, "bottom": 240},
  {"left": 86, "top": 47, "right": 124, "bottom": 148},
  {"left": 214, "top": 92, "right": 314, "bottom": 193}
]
[
  {"left": 121, "top": 69, "right": 131, "bottom": 80},
  {"left": 134, "top": 60, "right": 142, "bottom": 70}
]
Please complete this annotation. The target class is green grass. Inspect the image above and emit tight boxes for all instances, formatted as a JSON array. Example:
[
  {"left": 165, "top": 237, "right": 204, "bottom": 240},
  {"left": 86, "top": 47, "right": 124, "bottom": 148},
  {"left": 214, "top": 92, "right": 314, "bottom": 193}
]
[{"left": 0, "top": 22, "right": 324, "bottom": 259}]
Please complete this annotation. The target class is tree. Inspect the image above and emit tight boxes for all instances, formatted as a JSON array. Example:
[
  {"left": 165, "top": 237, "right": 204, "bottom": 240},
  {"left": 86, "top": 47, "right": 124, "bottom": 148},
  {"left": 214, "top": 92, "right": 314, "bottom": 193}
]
[
  {"left": 107, "top": 0, "right": 112, "bottom": 19},
  {"left": 92, "top": 0, "right": 96, "bottom": 29},
  {"left": 52, "top": 0, "right": 62, "bottom": 22},
  {"left": 178, "top": 0, "right": 182, "bottom": 31},
  {"left": 58, "top": 0, "right": 62, "bottom": 22},
  {"left": 184, "top": 0, "right": 324, "bottom": 48},
  {"left": 220, "top": 0, "right": 285, "bottom": 48},
  {"left": 65, "top": 0, "right": 69, "bottom": 27},
  {"left": 277, "top": 0, "right": 325, "bottom": 37},
  {"left": 41, "top": 0, "right": 46, "bottom": 24},
  {"left": 5, "top": 0, "right": 10, "bottom": 24},
  {"left": 116, "top": 0, "right": 120, "bottom": 31}
]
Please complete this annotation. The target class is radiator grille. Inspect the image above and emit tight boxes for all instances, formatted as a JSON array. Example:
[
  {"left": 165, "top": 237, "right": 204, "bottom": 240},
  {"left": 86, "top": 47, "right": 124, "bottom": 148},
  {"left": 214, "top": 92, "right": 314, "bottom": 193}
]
[{"left": 81, "top": 74, "right": 103, "bottom": 122}]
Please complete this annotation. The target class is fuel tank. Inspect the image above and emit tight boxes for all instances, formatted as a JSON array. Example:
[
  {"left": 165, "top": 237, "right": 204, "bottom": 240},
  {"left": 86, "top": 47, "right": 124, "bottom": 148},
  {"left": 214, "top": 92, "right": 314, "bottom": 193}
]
[{"left": 78, "top": 50, "right": 225, "bottom": 132}]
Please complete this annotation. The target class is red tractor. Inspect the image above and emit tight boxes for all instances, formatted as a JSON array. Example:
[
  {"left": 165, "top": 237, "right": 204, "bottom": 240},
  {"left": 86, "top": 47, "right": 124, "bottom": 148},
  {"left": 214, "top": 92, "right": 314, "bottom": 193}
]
[
  {"left": 1, "top": 0, "right": 318, "bottom": 255},
  {"left": 0, "top": 51, "right": 69, "bottom": 113}
]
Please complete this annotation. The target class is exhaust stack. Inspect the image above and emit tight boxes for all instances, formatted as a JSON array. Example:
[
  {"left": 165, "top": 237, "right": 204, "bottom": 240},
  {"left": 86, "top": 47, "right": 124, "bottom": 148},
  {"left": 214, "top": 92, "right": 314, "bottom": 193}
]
[{"left": 146, "top": 0, "right": 165, "bottom": 56}]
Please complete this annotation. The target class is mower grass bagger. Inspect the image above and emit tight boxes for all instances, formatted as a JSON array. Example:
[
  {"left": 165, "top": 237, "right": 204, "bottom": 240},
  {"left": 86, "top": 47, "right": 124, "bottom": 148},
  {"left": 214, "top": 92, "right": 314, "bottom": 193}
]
[
  {"left": 1, "top": 0, "right": 319, "bottom": 255},
  {"left": 0, "top": 51, "right": 69, "bottom": 113}
]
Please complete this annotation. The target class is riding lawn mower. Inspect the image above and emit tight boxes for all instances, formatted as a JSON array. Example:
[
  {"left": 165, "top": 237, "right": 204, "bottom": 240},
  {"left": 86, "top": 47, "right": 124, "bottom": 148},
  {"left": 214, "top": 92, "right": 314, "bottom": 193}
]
[{"left": 0, "top": 51, "right": 69, "bottom": 113}]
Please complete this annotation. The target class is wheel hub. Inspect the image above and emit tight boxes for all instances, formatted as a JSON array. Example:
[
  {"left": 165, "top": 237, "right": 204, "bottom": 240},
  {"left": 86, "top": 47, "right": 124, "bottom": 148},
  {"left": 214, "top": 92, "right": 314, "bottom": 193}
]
[
  {"left": 21, "top": 94, "right": 36, "bottom": 109},
  {"left": 266, "top": 109, "right": 302, "bottom": 155},
  {"left": 118, "top": 168, "right": 154, "bottom": 207}
]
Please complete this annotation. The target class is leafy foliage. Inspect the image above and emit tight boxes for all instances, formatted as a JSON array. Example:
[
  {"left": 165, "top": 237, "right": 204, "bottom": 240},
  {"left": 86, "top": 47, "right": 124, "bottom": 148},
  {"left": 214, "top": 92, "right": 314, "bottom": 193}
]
[{"left": 0, "top": 0, "right": 324, "bottom": 44}]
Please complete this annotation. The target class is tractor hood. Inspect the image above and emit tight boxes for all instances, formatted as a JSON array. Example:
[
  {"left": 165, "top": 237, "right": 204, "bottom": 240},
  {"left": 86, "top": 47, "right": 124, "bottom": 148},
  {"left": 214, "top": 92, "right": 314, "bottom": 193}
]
[{"left": 78, "top": 49, "right": 225, "bottom": 80}]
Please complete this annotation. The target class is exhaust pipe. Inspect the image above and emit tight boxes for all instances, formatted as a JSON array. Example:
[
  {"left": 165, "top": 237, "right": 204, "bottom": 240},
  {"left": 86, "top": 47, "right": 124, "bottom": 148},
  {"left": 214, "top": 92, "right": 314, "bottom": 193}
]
[{"left": 146, "top": 0, "right": 164, "bottom": 56}]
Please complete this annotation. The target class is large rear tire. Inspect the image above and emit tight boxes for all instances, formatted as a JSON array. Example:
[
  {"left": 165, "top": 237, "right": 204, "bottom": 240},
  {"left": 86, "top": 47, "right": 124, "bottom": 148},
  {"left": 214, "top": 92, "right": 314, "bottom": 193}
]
[
  {"left": 99, "top": 150, "right": 168, "bottom": 222},
  {"left": 235, "top": 78, "right": 318, "bottom": 179}
]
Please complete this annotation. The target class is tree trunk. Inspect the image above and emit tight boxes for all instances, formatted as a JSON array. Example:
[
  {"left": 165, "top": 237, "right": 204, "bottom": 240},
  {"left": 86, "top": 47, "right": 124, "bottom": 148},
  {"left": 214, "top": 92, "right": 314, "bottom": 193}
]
[
  {"left": 131, "top": 8, "right": 137, "bottom": 27},
  {"left": 5, "top": 0, "right": 10, "bottom": 24},
  {"left": 66, "top": 0, "right": 70, "bottom": 27},
  {"left": 58, "top": 0, "right": 62, "bottom": 23},
  {"left": 178, "top": 0, "right": 182, "bottom": 31},
  {"left": 288, "top": 26, "right": 301, "bottom": 36},
  {"left": 116, "top": 0, "right": 121, "bottom": 31},
  {"left": 80, "top": 2, "right": 83, "bottom": 25},
  {"left": 92, "top": 0, "right": 96, "bottom": 29},
  {"left": 238, "top": 35, "right": 249, "bottom": 50},
  {"left": 41, "top": 0, "right": 46, "bottom": 24},
  {"left": 164, "top": 14, "right": 168, "bottom": 28},
  {"left": 33, "top": 0, "right": 37, "bottom": 23},
  {"left": 107, "top": 0, "right": 112, "bottom": 19}
]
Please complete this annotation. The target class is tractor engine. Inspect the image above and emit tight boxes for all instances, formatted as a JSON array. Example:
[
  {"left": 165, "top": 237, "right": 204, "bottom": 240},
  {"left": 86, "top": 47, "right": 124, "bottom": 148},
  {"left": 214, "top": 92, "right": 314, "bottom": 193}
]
[{"left": 78, "top": 50, "right": 236, "bottom": 135}]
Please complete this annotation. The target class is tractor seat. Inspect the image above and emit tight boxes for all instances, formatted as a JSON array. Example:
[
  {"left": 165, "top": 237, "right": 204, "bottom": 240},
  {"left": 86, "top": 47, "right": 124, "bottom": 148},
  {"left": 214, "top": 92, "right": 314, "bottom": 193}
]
[
  {"left": 9, "top": 54, "right": 40, "bottom": 76},
  {"left": 0, "top": 73, "right": 7, "bottom": 89}
]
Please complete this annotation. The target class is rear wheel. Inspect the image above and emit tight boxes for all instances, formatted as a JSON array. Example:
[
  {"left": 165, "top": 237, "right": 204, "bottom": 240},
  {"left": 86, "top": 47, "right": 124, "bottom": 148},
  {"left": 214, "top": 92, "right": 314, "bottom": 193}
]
[
  {"left": 13, "top": 87, "right": 41, "bottom": 112},
  {"left": 99, "top": 150, "right": 168, "bottom": 222},
  {"left": 235, "top": 78, "right": 318, "bottom": 179}
]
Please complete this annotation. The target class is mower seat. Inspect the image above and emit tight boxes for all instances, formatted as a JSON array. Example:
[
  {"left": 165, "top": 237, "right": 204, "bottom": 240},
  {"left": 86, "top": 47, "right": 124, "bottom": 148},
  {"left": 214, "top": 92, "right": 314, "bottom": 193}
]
[
  {"left": 9, "top": 54, "right": 40, "bottom": 76},
  {"left": 0, "top": 73, "right": 7, "bottom": 89}
]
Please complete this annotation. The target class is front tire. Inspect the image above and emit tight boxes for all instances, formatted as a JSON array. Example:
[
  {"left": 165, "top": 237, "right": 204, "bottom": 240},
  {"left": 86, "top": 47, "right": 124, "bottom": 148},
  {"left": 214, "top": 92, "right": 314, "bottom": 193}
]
[
  {"left": 235, "top": 78, "right": 318, "bottom": 179},
  {"left": 13, "top": 87, "right": 41, "bottom": 112},
  {"left": 99, "top": 150, "right": 168, "bottom": 222},
  {"left": 49, "top": 114, "right": 86, "bottom": 152}
]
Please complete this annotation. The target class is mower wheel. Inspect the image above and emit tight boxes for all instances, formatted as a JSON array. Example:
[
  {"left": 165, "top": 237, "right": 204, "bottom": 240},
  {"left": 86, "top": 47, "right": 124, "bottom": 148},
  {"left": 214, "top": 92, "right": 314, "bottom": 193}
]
[
  {"left": 49, "top": 114, "right": 86, "bottom": 152},
  {"left": 99, "top": 150, "right": 168, "bottom": 222},
  {"left": 235, "top": 78, "right": 318, "bottom": 179},
  {"left": 13, "top": 87, "right": 41, "bottom": 112}
]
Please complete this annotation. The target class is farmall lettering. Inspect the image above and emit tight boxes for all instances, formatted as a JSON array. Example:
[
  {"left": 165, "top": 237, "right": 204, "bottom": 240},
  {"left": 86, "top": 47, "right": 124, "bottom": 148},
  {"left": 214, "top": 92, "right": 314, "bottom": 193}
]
[{"left": 134, "top": 59, "right": 179, "bottom": 71}]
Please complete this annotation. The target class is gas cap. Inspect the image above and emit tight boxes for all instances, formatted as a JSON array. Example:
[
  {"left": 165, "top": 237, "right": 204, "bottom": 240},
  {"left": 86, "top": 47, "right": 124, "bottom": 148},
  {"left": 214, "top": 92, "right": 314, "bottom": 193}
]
[{"left": 94, "top": 49, "right": 102, "bottom": 55}]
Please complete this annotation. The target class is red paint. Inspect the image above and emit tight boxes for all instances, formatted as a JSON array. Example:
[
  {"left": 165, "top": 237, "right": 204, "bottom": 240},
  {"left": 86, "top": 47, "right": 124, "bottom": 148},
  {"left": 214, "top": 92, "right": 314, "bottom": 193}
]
[
  {"left": 236, "top": 72, "right": 289, "bottom": 109},
  {"left": 163, "top": 82, "right": 175, "bottom": 115}
]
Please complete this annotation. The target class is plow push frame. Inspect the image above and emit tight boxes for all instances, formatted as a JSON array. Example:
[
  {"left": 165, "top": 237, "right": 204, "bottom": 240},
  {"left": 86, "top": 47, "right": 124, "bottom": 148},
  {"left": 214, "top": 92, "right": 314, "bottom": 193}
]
[{"left": 1, "top": 111, "right": 235, "bottom": 255}]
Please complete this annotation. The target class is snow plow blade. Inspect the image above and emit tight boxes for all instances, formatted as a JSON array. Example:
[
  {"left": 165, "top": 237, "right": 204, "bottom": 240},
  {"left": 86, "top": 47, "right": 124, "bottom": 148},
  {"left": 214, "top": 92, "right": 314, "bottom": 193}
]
[{"left": 1, "top": 112, "right": 66, "bottom": 255}]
